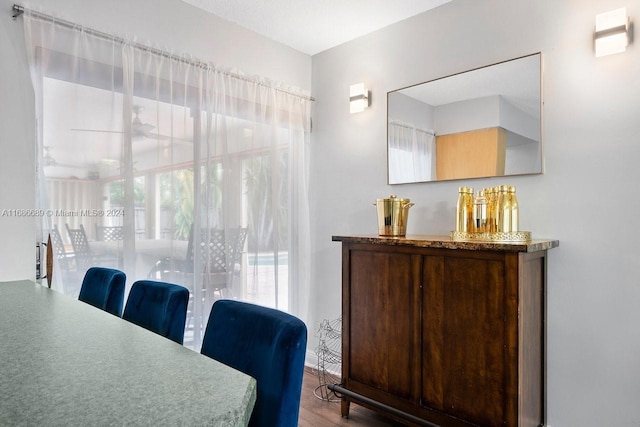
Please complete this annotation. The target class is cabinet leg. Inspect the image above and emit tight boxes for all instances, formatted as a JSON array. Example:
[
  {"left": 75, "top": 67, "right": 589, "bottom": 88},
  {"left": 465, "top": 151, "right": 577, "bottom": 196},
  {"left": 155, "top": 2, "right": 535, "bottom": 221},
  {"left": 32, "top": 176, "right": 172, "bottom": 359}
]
[{"left": 341, "top": 398, "right": 351, "bottom": 418}]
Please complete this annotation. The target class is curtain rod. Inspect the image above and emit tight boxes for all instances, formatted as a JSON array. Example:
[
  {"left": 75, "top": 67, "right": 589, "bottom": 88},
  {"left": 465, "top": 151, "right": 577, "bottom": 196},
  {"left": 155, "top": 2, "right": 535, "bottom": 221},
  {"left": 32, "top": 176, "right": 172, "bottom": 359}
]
[
  {"left": 11, "top": 4, "right": 315, "bottom": 102},
  {"left": 389, "top": 120, "right": 435, "bottom": 136}
]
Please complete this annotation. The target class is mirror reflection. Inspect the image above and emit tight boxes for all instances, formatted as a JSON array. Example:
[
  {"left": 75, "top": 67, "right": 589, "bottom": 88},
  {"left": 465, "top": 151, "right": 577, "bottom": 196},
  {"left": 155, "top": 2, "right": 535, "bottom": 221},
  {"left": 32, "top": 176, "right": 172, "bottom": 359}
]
[{"left": 387, "top": 53, "right": 542, "bottom": 184}]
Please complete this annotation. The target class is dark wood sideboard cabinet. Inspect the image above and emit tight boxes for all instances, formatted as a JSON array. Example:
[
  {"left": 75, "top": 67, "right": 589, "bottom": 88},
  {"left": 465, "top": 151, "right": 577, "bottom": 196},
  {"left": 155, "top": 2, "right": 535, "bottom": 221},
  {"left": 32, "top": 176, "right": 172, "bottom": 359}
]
[{"left": 332, "top": 235, "right": 559, "bottom": 427}]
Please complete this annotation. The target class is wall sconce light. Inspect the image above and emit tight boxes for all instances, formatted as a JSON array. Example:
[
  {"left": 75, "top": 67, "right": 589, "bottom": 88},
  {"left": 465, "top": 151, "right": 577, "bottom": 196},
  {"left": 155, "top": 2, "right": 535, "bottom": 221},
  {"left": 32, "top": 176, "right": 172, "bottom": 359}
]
[
  {"left": 349, "top": 83, "right": 370, "bottom": 114},
  {"left": 594, "top": 8, "right": 632, "bottom": 57}
]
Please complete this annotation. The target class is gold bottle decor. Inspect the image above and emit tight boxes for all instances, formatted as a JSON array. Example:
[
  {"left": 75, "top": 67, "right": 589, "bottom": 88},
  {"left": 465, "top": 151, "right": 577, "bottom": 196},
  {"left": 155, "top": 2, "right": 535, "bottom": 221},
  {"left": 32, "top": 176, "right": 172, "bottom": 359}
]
[
  {"left": 507, "top": 185, "right": 519, "bottom": 232},
  {"left": 473, "top": 190, "right": 488, "bottom": 232},
  {"left": 455, "top": 187, "right": 474, "bottom": 232},
  {"left": 455, "top": 187, "right": 467, "bottom": 232},
  {"left": 484, "top": 187, "right": 491, "bottom": 232},
  {"left": 466, "top": 188, "right": 474, "bottom": 232},
  {"left": 497, "top": 185, "right": 519, "bottom": 232},
  {"left": 452, "top": 184, "right": 529, "bottom": 242},
  {"left": 485, "top": 187, "right": 499, "bottom": 232},
  {"left": 497, "top": 185, "right": 508, "bottom": 232}
]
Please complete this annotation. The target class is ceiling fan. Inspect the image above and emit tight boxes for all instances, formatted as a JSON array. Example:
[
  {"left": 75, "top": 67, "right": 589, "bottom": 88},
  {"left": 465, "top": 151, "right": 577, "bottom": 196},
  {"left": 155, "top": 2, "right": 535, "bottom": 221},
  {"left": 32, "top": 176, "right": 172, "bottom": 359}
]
[
  {"left": 44, "top": 146, "right": 121, "bottom": 169},
  {"left": 42, "top": 146, "right": 85, "bottom": 169},
  {"left": 71, "top": 105, "right": 188, "bottom": 141}
]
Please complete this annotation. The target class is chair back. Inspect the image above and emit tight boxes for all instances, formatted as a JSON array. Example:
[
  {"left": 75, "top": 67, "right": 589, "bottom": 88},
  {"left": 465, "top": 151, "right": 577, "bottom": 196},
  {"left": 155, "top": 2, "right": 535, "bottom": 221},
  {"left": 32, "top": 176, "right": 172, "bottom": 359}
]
[
  {"left": 186, "top": 227, "right": 247, "bottom": 274},
  {"left": 123, "top": 280, "right": 189, "bottom": 344},
  {"left": 49, "top": 225, "right": 71, "bottom": 268},
  {"left": 78, "top": 267, "right": 126, "bottom": 316},
  {"left": 184, "top": 227, "right": 248, "bottom": 298},
  {"left": 95, "top": 225, "right": 124, "bottom": 241},
  {"left": 201, "top": 300, "right": 307, "bottom": 427},
  {"left": 65, "top": 224, "right": 92, "bottom": 269}
]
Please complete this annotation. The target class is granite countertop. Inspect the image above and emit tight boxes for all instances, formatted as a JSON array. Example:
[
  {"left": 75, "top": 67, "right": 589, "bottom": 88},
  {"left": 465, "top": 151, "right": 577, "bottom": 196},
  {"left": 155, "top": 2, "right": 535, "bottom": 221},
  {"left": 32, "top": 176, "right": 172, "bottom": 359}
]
[
  {"left": 332, "top": 234, "right": 559, "bottom": 253},
  {"left": 0, "top": 280, "right": 256, "bottom": 427}
]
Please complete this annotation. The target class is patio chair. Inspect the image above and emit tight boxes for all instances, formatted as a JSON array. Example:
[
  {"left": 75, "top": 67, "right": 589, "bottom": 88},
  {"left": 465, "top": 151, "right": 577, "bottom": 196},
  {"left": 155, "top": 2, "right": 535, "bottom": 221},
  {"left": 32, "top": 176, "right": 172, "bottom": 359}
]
[
  {"left": 147, "top": 226, "right": 248, "bottom": 343},
  {"left": 148, "top": 226, "right": 248, "bottom": 300},
  {"left": 95, "top": 224, "right": 124, "bottom": 241},
  {"left": 66, "top": 223, "right": 119, "bottom": 270},
  {"left": 50, "top": 224, "right": 74, "bottom": 272},
  {"left": 48, "top": 224, "right": 81, "bottom": 295},
  {"left": 65, "top": 224, "right": 94, "bottom": 270}
]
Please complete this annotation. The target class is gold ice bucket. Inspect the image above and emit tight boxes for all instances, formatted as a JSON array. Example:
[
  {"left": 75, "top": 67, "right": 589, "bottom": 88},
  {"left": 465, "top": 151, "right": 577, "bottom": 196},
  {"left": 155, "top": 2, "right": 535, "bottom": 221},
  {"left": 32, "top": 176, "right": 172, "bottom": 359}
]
[{"left": 375, "top": 195, "right": 414, "bottom": 236}]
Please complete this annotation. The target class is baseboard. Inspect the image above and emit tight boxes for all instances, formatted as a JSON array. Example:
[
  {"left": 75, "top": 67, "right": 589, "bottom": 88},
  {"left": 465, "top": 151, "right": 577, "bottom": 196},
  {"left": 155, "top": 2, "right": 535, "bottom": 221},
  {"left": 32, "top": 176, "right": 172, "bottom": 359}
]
[
  {"left": 304, "top": 349, "right": 318, "bottom": 370},
  {"left": 304, "top": 349, "right": 341, "bottom": 377}
]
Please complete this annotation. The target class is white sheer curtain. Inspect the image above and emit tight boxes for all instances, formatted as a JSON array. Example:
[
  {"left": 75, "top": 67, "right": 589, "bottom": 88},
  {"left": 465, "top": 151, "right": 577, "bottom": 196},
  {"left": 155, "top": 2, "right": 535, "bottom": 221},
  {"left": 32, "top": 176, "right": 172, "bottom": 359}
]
[
  {"left": 388, "top": 119, "right": 435, "bottom": 184},
  {"left": 23, "top": 11, "right": 311, "bottom": 349}
]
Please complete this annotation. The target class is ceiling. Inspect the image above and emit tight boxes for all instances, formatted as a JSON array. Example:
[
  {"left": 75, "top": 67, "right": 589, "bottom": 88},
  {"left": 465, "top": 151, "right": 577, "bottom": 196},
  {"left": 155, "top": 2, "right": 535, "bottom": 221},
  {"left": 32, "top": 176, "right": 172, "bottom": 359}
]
[
  {"left": 398, "top": 53, "right": 541, "bottom": 119},
  {"left": 179, "top": 0, "right": 452, "bottom": 55}
]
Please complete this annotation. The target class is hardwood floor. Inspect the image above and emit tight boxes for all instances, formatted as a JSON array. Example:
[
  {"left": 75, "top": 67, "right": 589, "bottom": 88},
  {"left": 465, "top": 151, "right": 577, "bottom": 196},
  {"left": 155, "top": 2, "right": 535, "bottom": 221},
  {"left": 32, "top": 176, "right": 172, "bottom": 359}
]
[{"left": 299, "top": 368, "right": 407, "bottom": 427}]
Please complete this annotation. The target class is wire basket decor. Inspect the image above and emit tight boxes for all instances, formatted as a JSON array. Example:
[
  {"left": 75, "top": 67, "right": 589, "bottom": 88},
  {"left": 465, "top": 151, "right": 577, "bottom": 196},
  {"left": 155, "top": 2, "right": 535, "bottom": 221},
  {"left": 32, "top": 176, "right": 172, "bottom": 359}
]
[{"left": 313, "top": 316, "right": 342, "bottom": 402}]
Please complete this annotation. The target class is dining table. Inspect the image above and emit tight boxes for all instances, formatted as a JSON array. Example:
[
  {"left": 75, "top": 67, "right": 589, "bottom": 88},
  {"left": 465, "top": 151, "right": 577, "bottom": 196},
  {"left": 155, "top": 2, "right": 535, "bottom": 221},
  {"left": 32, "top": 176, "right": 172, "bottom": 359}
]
[
  {"left": 89, "top": 238, "right": 189, "bottom": 276},
  {"left": 0, "top": 280, "right": 256, "bottom": 426}
]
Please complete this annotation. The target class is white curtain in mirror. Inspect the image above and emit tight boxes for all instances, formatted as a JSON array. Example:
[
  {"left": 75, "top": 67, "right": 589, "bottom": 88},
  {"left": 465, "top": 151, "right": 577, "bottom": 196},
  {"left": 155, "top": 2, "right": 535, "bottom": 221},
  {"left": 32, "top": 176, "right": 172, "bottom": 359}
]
[
  {"left": 22, "top": 12, "right": 311, "bottom": 350},
  {"left": 388, "top": 120, "right": 435, "bottom": 184}
]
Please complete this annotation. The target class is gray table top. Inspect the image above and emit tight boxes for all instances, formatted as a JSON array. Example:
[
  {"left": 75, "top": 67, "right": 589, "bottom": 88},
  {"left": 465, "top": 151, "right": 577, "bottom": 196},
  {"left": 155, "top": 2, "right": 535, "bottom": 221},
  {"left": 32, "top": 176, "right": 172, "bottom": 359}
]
[{"left": 0, "top": 280, "right": 256, "bottom": 426}]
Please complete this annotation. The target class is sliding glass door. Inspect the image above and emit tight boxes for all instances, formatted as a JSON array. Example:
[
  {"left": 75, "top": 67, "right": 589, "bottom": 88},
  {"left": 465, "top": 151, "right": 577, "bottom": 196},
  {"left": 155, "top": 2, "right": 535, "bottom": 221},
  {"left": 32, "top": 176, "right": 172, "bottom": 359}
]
[{"left": 24, "top": 12, "right": 311, "bottom": 349}]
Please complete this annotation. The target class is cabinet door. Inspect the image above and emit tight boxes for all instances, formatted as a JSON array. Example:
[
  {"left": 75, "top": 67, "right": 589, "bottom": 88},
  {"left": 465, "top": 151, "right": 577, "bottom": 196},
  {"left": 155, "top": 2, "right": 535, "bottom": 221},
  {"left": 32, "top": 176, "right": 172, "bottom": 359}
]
[
  {"left": 347, "top": 248, "right": 420, "bottom": 400},
  {"left": 422, "top": 253, "right": 511, "bottom": 427}
]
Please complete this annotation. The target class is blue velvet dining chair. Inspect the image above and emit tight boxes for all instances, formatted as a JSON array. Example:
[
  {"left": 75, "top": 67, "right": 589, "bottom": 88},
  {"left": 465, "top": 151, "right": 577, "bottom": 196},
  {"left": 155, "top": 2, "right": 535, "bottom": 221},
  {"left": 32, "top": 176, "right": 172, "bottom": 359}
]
[
  {"left": 78, "top": 267, "right": 126, "bottom": 316},
  {"left": 201, "top": 300, "right": 308, "bottom": 427},
  {"left": 122, "top": 280, "right": 189, "bottom": 344}
]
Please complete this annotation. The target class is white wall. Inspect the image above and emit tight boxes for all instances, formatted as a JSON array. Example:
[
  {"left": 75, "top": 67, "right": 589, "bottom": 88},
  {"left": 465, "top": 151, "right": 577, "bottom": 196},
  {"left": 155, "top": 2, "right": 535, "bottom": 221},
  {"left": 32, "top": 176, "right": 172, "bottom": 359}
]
[
  {"left": 309, "top": 0, "right": 640, "bottom": 426},
  {"left": 0, "top": 1, "right": 35, "bottom": 281},
  {"left": 436, "top": 95, "right": 501, "bottom": 134},
  {"left": 499, "top": 96, "right": 540, "bottom": 141},
  {"left": 436, "top": 95, "right": 540, "bottom": 140},
  {"left": 388, "top": 92, "right": 435, "bottom": 130},
  {"left": 505, "top": 132, "right": 541, "bottom": 175},
  {"left": 0, "top": 0, "right": 311, "bottom": 281}
]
